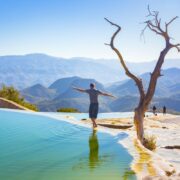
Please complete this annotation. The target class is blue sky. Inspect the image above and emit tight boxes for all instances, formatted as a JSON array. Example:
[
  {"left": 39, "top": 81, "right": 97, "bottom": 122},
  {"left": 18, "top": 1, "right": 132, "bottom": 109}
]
[{"left": 0, "top": 0, "right": 179, "bottom": 62}]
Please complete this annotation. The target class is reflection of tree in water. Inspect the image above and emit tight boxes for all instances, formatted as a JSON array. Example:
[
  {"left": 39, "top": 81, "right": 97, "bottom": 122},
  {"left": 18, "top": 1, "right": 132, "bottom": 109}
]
[
  {"left": 89, "top": 130, "right": 99, "bottom": 169},
  {"left": 122, "top": 169, "right": 136, "bottom": 180},
  {"left": 132, "top": 139, "right": 156, "bottom": 176}
]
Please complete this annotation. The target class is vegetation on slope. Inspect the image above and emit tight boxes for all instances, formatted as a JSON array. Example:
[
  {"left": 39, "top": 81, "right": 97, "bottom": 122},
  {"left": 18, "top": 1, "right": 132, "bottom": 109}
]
[
  {"left": 57, "top": 107, "right": 79, "bottom": 112},
  {"left": 0, "top": 85, "right": 38, "bottom": 111}
]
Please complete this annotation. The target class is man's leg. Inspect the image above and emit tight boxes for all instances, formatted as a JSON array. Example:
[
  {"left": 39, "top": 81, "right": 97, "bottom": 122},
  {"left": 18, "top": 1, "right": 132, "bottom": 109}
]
[
  {"left": 92, "top": 104, "right": 98, "bottom": 128},
  {"left": 91, "top": 118, "right": 97, "bottom": 128},
  {"left": 89, "top": 103, "right": 98, "bottom": 128}
]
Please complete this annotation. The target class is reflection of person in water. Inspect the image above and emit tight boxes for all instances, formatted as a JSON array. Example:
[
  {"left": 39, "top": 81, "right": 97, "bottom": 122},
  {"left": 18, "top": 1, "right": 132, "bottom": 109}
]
[{"left": 89, "top": 130, "right": 99, "bottom": 168}]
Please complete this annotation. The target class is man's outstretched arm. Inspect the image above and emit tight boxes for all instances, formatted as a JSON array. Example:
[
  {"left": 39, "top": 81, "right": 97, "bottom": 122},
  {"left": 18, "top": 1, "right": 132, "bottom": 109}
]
[
  {"left": 72, "top": 86, "right": 86, "bottom": 93},
  {"left": 99, "top": 91, "right": 116, "bottom": 98}
]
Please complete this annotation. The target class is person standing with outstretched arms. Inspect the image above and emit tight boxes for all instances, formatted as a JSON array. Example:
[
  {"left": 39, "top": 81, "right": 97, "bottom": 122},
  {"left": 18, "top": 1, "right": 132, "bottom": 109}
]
[{"left": 72, "top": 83, "right": 115, "bottom": 128}]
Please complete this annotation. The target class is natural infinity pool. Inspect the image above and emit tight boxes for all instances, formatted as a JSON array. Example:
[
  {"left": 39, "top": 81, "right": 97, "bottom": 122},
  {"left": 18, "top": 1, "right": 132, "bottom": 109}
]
[{"left": 0, "top": 110, "right": 136, "bottom": 180}]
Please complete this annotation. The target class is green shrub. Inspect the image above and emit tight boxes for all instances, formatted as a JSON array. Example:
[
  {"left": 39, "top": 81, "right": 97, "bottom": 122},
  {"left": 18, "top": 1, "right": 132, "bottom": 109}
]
[
  {"left": 20, "top": 101, "right": 38, "bottom": 111},
  {"left": 57, "top": 107, "right": 79, "bottom": 113},
  {"left": 143, "top": 135, "right": 157, "bottom": 151},
  {"left": 0, "top": 85, "right": 38, "bottom": 111}
]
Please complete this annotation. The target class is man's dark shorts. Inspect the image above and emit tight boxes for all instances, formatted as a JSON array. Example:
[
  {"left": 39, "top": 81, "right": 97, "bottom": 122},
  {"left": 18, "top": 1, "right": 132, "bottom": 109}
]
[{"left": 89, "top": 103, "right": 99, "bottom": 118}]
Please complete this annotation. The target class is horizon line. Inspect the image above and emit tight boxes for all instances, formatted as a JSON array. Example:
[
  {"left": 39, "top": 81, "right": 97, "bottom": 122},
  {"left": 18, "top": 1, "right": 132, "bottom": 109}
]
[{"left": 0, "top": 52, "right": 179, "bottom": 63}]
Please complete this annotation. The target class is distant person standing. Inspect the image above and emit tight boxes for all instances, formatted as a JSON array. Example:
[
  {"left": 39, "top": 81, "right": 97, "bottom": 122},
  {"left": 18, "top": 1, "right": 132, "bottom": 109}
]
[
  {"left": 163, "top": 106, "right": 166, "bottom": 115},
  {"left": 152, "top": 106, "right": 157, "bottom": 115},
  {"left": 73, "top": 83, "right": 115, "bottom": 128}
]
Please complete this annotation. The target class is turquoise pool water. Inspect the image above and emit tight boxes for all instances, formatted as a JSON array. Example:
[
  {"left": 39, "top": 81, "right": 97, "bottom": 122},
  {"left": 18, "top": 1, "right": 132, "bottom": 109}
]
[{"left": 0, "top": 109, "right": 136, "bottom": 180}]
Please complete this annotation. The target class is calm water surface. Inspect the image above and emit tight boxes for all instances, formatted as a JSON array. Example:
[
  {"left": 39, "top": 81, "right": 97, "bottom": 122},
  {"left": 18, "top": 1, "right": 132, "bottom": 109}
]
[{"left": 0, "top": 109, "right": 136, "bottom": 180}]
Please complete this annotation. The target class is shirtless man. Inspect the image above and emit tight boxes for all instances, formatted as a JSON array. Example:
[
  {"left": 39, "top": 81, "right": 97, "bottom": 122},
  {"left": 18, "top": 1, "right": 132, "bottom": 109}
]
[{"left": 73, "top": 83, "right": 115, "bottom": 128}]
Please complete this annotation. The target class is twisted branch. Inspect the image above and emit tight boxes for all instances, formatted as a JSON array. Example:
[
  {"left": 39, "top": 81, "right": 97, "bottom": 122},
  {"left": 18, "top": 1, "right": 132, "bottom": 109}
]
[
  {"left": 143, "top": 7, "right": 180, "bottom": 107},
  {"left": 171, "top": 43, "right": 180, "bottom": 52},
  {"left": 105, "top": 18, "right": 145, "bottom": 103},
  {"left": 143, "top": 6, "right": 179, "bottom": 43},
  {"left": 165, "top": 16, "right": 178, "bottom": 33}
]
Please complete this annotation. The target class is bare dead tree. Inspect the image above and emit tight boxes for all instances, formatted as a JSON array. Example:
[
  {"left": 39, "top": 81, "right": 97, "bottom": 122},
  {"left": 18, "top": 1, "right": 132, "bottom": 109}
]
[{"left": 105, "top": 7, "right": 180, "bottom": 144}]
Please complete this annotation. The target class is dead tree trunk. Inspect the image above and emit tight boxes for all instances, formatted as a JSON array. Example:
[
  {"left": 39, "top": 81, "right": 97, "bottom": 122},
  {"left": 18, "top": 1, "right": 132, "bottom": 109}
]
[{"left": 105, "top": 8, "right": 180, "bottom": 144}]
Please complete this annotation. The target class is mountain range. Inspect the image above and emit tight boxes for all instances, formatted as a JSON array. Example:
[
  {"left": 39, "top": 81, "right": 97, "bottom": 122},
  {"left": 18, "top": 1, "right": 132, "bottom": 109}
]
[
  {"left": 21, "top": 77, "right": 111, "bottom": 112},
  {"left": 20, "top": 68, "right": 180, "bottom": 112},
  {"left": 0, "top": 53, "right": 179, "bottom": 112},
  {"left": 107, "top": 68, "right": 180, "bottom": 97},
  {"left": 0, "top": 53, "right": 180, "bottom": 89}
]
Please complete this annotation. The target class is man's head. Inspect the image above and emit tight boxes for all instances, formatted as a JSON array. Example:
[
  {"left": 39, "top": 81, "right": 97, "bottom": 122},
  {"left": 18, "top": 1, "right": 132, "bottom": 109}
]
[{"left": 90, "top": 83, "right": 95, "bottom": 89}]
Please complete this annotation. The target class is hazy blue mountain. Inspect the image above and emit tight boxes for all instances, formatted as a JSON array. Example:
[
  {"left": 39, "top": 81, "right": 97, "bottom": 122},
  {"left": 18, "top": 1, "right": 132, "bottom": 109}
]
[
  {"left": 38, "top": 97, "right": 111, "bottom": 112},
  {"left": 94, "top": 58, "right": 180, "bottom": 76},
  {"left": 21, "top": 76, "right": 111, "bottom": 112},
  {"left": 109, "top": 96, "right": 139, "bottom": 112},
  {"left": 108, "top": 68, "right": 180, "bottom": 97},
  {"left": 0, "top": 53, "right": 180, "bottom": 89},
  {"left": 20, "top": 68, "right": 180, "bottom": 112},
  {"left": 21, "top": 84, "right": 56, "bottom": 103},
  {"left": 48, "top": 77, "right": 111, "bottom": 112},
  {"left": 152, "top": 96, "right": 180, "bottom": 112},
  {"left": 49, "top": 76, "right": 80, "bottom": 94},
  {"left": 52, "top": 77, "right": 105, "bottom": 99},
  {"left": 38, "top": 98, "right": 91, "bottom": 112},
  {"left": 48, "top": 76, "right": 105, "bottom": 96},
  {"left": 109, "top": 94, "right": 180, "bottom": 112},
  {"left": 107, "top": 68, "right": 180, "bottom": 112},
  {"left": 169, "top": 83, "right": 180, "bottom": 94},
  {"left": 0, "top": 54, "right": 122, "bottom": 89}
]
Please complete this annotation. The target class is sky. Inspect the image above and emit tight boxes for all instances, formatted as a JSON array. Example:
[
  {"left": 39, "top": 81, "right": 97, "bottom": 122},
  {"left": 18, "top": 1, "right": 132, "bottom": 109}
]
[{"left": 0, "top": 0, "right": 180, "bottom": 62}]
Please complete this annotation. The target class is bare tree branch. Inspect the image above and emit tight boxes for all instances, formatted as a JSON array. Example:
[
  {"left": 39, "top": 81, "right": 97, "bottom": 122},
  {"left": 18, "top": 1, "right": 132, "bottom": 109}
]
[
  {"left": 104, "top": 18, "right": 121, "bottom": 47},
  {"left": 143, "top": 11, "right": 179, "bottom": 107},
  {"left": 147, "top": 23, "right": 162, "bottom": 35},
  {"left": 146, "top": 5, "right": 152, "bottom": 17},
  {"left": 104, "top": 43, "right": 110, "bottom": 46},
  {"left": 142, "top": 6, "right": 171, "bottom": 41},
  {"left": 165, "top": 16, "right": 179, "bottom": 33},
  {"left": 145, "top": 47, "right": 170, "bottom": 107},
  {"left": 140, "top": 24, "right": 148, "bottom": 42},
  {"left": 105, "top": 18, "right": 145, "bottom": 102},
  {"left": 171, "top": 43, "right": 180, "bottom": 52}
]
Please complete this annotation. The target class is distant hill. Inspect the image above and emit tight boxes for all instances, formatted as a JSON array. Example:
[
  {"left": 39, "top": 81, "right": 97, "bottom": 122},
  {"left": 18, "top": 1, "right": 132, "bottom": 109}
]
[
  {"left": 20, "top": 70, "right": 180, "bottom": 113},
  {"left": 169, "top": 83, "right": 180, "bottom": 94},
  {"left": 108, "top": 68, "right": 180, "bottom": 98},
  {"left": 109, "top": 96, "right": 138, "bottom": 112},
  {"left": 0, "top": 54, "right": 122, "bottom": 89},
  {"left": 152, "top": 96, "right": 180, "bottom": 112},
  {"left": 21, "top": 84, "right": 57, "bottom": 103},
  {"left": 49, "top": 76, "right": 80, "bottom": 94},
  {"left": 51, "top": 77, "right": 105, "bottom": 99},
  {"left": 109, "top": 95, "right": 180, "bottom": 112},
  {"left": 21, "top": 76, "right": 111, "bottom": 112},
  {"left": 107, "top": 68, "right": 180, "bottom": 112},
  {"left": 0, "top": 53, "right": 180, "bottom": 89}
]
